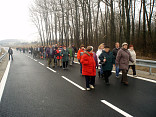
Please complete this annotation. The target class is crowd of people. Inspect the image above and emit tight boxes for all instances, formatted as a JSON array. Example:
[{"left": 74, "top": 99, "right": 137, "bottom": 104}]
[
  {"left": 16, "top": 42, "right": 137, "bottom": 91},
  {"left": 16, "top": 44, "right": 77, "bottom": 69}
]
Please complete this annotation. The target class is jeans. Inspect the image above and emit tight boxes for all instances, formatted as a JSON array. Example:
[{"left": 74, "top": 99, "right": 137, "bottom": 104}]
[
  {"left": 80, "top": 63, "right": 82, "bottom": 74},
  {"left": 72, "top": 56, "right": 74, "bottom": 63},
  {"left": 115, "top": 64, "right": 120, "bottom": 77},
  {"left": 85, "top": 76, "right": 95, "bottom": 88},
  {"left": 9, "top": 54, "right": 13, "bottom": 60},
  {"left": 100, "top": 65, "right": 103, "bottom": 74}
]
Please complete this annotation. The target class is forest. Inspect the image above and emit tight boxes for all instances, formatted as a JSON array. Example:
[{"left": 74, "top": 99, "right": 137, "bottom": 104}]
[{"left": 30, "top": 0, "right": 156, "bottom": 56}]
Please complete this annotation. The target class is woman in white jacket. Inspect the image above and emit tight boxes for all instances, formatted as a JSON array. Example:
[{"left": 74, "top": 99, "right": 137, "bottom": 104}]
[
  {"left": 128, "top": 45, "right": 137, "bottom": 77},
  {"left": 96, "top": 43, "right": 105, "bottom": 78}
]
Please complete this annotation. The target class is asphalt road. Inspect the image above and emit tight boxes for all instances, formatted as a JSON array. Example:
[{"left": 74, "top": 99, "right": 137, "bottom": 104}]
[{"left": 0, "top": 50, "right": 156, "bottom": 117}]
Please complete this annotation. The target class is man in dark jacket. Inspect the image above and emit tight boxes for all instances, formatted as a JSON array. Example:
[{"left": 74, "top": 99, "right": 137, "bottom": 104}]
[
  {"left": 46, "top": 45, "right": 56, "bottom": 68},
  {"left": 8, "top": 47, "right": 13, "bottom": 60},
  {"left": 99, "top": 46, "right": 115, "bottom": 85},
  {"left": 112, "top": 42, "right": 120, "bottom": 78}
]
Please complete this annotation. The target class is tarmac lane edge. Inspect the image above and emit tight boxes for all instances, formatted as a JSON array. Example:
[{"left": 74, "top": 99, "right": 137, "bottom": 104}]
[{"left": 0, "top": 60, "right": 11, "bottom": 102}]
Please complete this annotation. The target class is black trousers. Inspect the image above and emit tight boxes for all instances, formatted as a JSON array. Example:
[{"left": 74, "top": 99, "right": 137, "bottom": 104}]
[
  {"left": 121, "top": 69, "right": 128, "bottom": 83},
  {"left": 128, "top": 65, "right": 136, "bottom": 75},
  {"left": 103, "top": 70, "right": 112, "bottom": 83},
  {"left": 85, "top": 76, "right": 95, "bottom": 88},
  {"left": 9, "top": 54, "right": 13, "bottom": 60},
  {"left": 63, "top": 61, "right": 68, "bottom": 68}
]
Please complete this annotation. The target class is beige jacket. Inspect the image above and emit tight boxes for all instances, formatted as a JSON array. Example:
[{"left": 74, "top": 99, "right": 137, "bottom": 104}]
[{"left": 128, "top": 49, "right": 136, "bottom": 65}]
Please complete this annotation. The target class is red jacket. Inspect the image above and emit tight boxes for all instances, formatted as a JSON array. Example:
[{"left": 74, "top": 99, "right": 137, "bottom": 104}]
[
  {"left": 56, "top": 49, "right": 62, "bottom": 59},
  {"left": 81, "top": 51, "right": 96, "bottom": 76},
  {"left": 77, "top": 49, "right": 84, "bottom": 60}
]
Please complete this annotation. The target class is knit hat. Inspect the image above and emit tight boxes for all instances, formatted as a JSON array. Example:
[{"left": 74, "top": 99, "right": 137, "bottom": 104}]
[
  {"left": 86, "top": 46, "right": 93, "bottom": 52},
  {"left": 122, "top": 42, "right": 128, "bottom": 47},
  {"left": 80, "top": 44, "right": 85, "bottom": 47},
  {"left": 104, "top": 45, "right": 110, "bottom": 48}
]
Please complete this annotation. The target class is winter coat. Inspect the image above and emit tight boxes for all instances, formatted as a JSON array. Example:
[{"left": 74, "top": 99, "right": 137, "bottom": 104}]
[
  {"left": 61, "top": 49, "right": 70, "bottom": 62},
  {"left": 128, "top": 49, "right": 136, "bottom": 65},
  {"left": 96, "top": 49, "right": 103, "bottom": 65},
  {"left": 93, "top": 52, "right": 98, "bottom": 67},
  {"left": 72, "top": 46, "right": 78, "bottom": 53},
  {"left": 8, "top": 49, "right": 13, "bottom": 55},
  {"left": 112, "top": 47, "right": 120, "bottom": 59},
  {"left": 68, "top": 48, "right": 75, "bottom": 57},
  {"left": 56, "top": 49, "right": 62, "bottom": 60},
  {"left": 46, "top": 47, "right": 55, "bottom": 58},
  {"left": 116, "top": 48, "right": 134, "bottom": 70},
  {"left": 77, "top": 49, "right": 85, "bottom": 60},
  {"left": 81, "top": 51, "right": 96, "bottom": 76},
  {"left": 40, "top": 47, "right": 44, "bottom": 53},
  {"left": 99, "top": 50, "right": 115, "bottom": 71}
]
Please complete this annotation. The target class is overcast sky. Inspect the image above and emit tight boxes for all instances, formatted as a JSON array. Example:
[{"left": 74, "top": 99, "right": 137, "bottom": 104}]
[{"left": 0, "top": 0, "right": 37, "bottom": 42}]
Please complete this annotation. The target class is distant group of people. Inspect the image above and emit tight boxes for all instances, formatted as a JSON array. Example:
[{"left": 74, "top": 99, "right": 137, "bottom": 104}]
[
  {"left": 16, "top": 42, "right": 137, "bottom": 91},
  {"left": 17, "top": 44, "right": 78, "bottom": 69}
]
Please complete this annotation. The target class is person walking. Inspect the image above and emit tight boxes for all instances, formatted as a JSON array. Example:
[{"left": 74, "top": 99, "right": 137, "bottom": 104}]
[
  {"left": 81, "top": 46, "right": 96, "bottom": 91},
  {"left": 56, "top": 47, "right": 62, "bottom": 68},
  {"left": 128, "top": 45, "right": 137, "bottom": 77},
  {"left": 8, "top": 47, "right": 13, "bottom": 61},
  {"left": 68, "top": 45, "right": 75, "bottom": 66},
  {"left": 99, "top": 46, "right": 115, "bottom": 85},
  {"left": 77, "top": 44, "right": 85, "bottom": 75},
  {"left": 30, "top": 46, "right": 33, "bottom": 55},
  {"left": 40, "top": 46, "right": 44, "bottom": 59},
  {"left": 61, "top": 46, "right": 70, "bottom": 70},
  {"left": 46, "top": 45, "right": 55, "bottom": 68},
  {"left": 72, "top": 44, "right": 78, "bottom": 63},
  {"left": 116, "top": 42, "right": 134, "bottom": 85},
  {"left": 112, "top": 42, "right": 120, "bottom": 78},
  {"left": 96, "top": 43, "right": 105, "bottom": 78}
]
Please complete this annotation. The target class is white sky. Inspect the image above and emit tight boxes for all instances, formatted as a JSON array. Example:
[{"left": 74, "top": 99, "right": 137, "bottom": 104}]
[{"left": 0, "top": 0, "right": 38, "bottom": 42}]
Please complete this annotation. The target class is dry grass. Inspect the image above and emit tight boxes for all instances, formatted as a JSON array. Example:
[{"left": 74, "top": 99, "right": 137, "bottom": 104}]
[
  {"left": 0, "top": 48, "right": 5, "bottom": 56},
  {"left": 0, "top": 49, "right": 8, "bottom": 82},
  {"left": 136, "top": 66, "right": 156, "bottom": 74},
  {"left": 136, "top": 55, "right": 156, "bottom": 73}
]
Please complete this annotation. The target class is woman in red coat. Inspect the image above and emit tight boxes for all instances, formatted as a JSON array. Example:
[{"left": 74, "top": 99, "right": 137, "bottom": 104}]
[{"left": 81, "top": 46, "right": 96, "bottom": 91}]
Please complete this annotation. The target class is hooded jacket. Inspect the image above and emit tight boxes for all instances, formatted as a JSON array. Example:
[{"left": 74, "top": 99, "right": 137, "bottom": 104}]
[{"left": 81, "top": 51, "right": 96, "bottom": 76}]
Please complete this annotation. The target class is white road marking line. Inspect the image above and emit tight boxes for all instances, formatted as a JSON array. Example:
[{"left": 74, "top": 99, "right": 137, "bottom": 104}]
[
  {"left": 111, "top": 71, "right": 156, "bottom": 84},
  {"left": 61, "top": 76, "right": 86, "bottom": 91},
  {"left": 101, "top": 100, "right": 133, "bottom": 117},
  {"left": 0, "top": 60, "right": 11, "bottom": 102},
  {"left": 73, "top": 61, "right": 80, "bottom": 64},
  {"left": 89, "top": 64, "right": 156, "bottom": 84},
  {"left": 34, "top": 59, "right": 37, "bottom": 61},
  {"left": 131, "top": 76, "right": 156, "bottom": 83},
  {"left": 47, "top": 67, "right": 56, "bottom": 73},
  {"left": 39, "top": 62, "right": 45, "bottom": 66}
]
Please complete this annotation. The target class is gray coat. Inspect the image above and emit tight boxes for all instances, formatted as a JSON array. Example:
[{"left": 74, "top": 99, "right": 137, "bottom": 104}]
[{"left": 116, "top": 48, "right": 134, "bottom": 70}]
